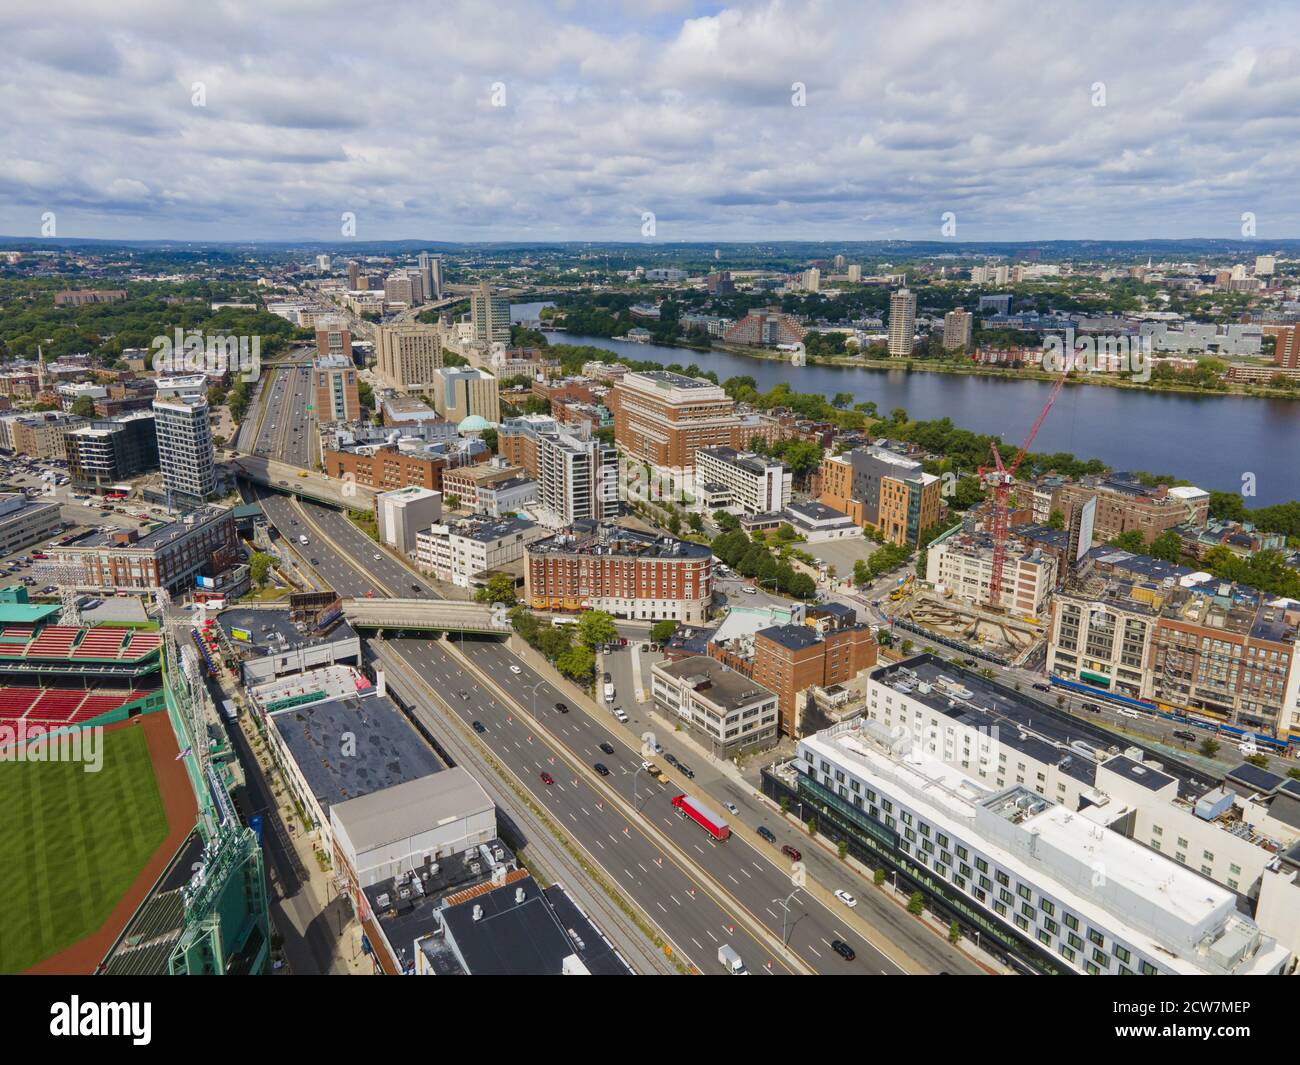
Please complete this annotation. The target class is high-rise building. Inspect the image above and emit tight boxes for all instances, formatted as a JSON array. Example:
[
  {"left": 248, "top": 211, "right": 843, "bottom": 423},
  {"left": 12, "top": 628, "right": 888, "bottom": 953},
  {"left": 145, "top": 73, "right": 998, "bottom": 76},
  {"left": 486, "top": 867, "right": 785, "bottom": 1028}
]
[
  {"left": 887, "top": 288, "right": 916, "bottom": 357},
  {"left": 431, "top": 366, "right": 500, "bottom": 424},
  {"left": 942, "top": 308, "right": 973, "bottom": 351},
  {"left": 1274, "top": 324, "right": 1300, "bottom": 369},
  {"left": 313, "top": 356, "right": 360, "bottom": 424},
  {"left": 347, "top": 261, "right": 360, "bottom": 290},
  {"left": 314, "top": 318, "right": 352, "bottom": 361},
  {"left": 470, "top": 282, "right": 511, "bottom": 343},
  {"left": 498, "top": 417, "right": 616, "bottom": 524},
  {"left": 64, "top": 410, "right": 158, "bottom": 490},
  {"left": 384, "top": 273, "right": 415, "bottom": 306},
  {"left": 723, "top": 309, "right": 806, "bottom": 347},
  {"left": 1255, "top": 255, "right": 1276, "bottom": 277},
  {"left": 803, "top": 267, "right": 821, "bottom": 293},
  {"left": 152, "top": 394, "right": 215, "bottom": 508},
  {"left": 846, "top": 264, "right": 862, "bottom": 282},
  {"left": 417, "top": 252, "right": 443, "bottom": 300},
  {"left": 315, "top": 254, "right": 331, "bottom": 273},
  {"left": 607, "top": 370, "right": 743, "bottom": 470},
  {"left": 374, "top": 323, "right": 444, "bottom": 391}
]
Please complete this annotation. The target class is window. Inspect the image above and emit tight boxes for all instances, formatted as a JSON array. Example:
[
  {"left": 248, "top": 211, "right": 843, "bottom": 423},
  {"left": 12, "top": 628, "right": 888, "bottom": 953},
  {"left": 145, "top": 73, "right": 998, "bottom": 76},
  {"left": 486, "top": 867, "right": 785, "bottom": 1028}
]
[
  {"left": 1088, "top": 929, "right": 1105, "bottom": 947},
  {"left": 1114, "top": 945, "right": 1131, "bottom": 964},
  {"left": 1040, "top": 899, "right": 1055, "bottom": 917},
  {"left": 1063, "top": 913, "right": 1079, "bottom": 931}
]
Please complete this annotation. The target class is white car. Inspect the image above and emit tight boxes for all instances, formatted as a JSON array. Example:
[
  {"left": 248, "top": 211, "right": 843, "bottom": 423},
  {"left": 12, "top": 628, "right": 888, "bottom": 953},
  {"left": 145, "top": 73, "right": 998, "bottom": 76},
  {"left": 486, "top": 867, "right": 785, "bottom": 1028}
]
[
  {"left": 724, "top": 802, "right": 739, "bottom": 815},
  {"left": 834, "top": 889, "right": 858, "bottom": 908},
  {"left": 741, "top": 586, "right": 757, "bottom": 595},
  {"left": 509, "top": 665, "right": 522, "bottom": 675},
  {"left": 373, "top": 553, "right": 382, "bottom": 561}
]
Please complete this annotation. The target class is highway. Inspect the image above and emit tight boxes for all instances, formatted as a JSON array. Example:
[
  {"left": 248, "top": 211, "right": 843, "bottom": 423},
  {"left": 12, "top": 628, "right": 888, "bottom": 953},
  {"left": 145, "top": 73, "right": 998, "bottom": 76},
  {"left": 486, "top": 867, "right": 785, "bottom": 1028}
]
[
  {"left": 377, "top": 638, "right": 805, "bottom": 975},
  {"left": 233, "top": 347, "right": 951, "bottom": 975},
  {"left": 441, "top": 635, "right": 914, "bottom": 974}
]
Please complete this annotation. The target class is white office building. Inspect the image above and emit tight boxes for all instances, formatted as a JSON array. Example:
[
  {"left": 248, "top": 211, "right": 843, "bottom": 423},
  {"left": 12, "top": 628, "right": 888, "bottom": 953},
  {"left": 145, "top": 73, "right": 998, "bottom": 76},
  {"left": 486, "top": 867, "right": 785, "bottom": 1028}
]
[
  {"left": 415, "top": 515, "right": 547, "bottom": 589},
  {"left": 795, "top": 716, "right": 1289, "bottom": 975},
  {"left": 693, "top": 447, "right": 791, "bottom": 516},
  {"left": 152, "top": 394, "right": 215, "bottom": 507}
]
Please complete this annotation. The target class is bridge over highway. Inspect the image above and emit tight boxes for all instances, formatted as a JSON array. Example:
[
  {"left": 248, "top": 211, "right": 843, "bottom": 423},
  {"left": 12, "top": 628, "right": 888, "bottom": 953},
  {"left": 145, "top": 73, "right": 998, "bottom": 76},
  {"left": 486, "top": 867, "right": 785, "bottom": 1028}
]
[
  {"left": 226, "top": 452, "right": 378, "bottom": 510},
  {"left": 341, "top": 598, "right": 511, "bottom": 634}
]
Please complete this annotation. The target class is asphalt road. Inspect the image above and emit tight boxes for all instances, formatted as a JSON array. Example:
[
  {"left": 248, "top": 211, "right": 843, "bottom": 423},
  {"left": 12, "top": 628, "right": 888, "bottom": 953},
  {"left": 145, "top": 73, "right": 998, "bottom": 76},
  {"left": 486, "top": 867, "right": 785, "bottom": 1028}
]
[
  {"left": 383, "top": 635, "right": 816, "bottom": 975},
  {"left": 451, "top": 635, "right": 913, "bottom": 975}
]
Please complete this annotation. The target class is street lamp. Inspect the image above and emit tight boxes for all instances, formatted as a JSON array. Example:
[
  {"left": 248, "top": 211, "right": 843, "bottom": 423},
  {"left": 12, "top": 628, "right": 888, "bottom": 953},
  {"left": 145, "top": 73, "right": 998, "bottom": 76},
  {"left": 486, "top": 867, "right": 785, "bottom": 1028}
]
[
  {"left": 772, "top": 889, "right": 801, "bottom": 946},
  {"left": 527, "top": 680, "right": 544, "bottom": 720}
]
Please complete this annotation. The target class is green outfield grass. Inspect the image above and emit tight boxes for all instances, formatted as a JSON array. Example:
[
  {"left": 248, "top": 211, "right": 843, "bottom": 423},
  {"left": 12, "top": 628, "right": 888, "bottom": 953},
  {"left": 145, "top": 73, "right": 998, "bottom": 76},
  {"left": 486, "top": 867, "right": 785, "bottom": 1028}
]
[{"left": 0, "top": 725, "right": 168, "bottom": 973}]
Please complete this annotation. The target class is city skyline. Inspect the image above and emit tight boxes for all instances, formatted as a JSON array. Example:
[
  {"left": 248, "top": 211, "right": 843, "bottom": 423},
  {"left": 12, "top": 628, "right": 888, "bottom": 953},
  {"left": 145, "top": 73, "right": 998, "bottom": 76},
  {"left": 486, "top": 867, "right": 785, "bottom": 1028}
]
[{"left": 4, "top": 0, "right": 1300, "bottom": 242}]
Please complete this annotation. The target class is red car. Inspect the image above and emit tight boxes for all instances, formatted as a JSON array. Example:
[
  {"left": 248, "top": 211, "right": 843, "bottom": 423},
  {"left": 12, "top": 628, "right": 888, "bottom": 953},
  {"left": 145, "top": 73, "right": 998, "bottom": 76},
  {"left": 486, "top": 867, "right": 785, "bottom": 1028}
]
[
  {"left": 782, "top": 844, "right": 802, "bottom": 862},
  {"left": 539, "top": 772, "right": 554, "bottom": 786}
]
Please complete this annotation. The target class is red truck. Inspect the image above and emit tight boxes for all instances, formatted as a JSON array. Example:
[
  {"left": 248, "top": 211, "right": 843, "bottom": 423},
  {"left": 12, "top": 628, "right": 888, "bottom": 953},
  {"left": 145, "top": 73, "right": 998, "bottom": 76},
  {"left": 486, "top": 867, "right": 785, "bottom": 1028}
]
[{"left": 672, "top": 793, "right": 730, "bottom": 841}]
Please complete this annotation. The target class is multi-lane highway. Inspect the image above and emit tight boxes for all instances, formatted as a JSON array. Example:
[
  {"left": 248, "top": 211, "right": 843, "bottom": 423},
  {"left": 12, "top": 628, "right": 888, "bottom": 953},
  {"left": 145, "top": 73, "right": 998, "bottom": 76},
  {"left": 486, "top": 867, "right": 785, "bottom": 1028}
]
[{"left": 233, "top": 347, "right": 966, "bottom": 975}]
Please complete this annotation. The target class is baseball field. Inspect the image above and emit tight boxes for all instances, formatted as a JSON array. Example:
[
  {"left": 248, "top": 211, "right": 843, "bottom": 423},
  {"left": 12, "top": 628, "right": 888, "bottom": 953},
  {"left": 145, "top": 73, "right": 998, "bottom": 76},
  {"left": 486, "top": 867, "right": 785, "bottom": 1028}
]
[{"left": 0, "top": 720, "right": 169, "bottom": 974}]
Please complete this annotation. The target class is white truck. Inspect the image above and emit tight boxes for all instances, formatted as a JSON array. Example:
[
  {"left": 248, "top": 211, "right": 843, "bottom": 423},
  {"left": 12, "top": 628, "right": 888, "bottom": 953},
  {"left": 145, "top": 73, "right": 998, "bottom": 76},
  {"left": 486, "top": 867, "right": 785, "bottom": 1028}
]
[
  {"left": 603, "top": 680, "right": 615, "bottom": 703},
  {"left": 298, "top": 534, "right": 309, "bottom": 546},
  {"left": 718, "top": 944, "right": 747, "bottom": 975}
]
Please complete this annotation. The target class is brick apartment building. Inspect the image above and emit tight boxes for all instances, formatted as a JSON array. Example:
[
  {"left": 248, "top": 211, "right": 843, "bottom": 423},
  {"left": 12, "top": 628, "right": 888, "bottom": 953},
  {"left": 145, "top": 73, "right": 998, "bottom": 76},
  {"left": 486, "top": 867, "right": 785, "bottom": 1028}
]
[
  {"left": 525, "top": 525, "right": 712, "bottom": 624},
  {"left": 723, "top": 309, "right": 806, "bottom": 347},
  {"left": 607, "top": 369, "right": 743, "bottom": 470},
  {"left": 1056, "top": 474, "right": 1210, "bottom": 546},
  {"left": 325, "top": 445, "right": 487, "bottom": 493},
  {"left": 818, "top": 444, "right": 943, "bottom": 547}
]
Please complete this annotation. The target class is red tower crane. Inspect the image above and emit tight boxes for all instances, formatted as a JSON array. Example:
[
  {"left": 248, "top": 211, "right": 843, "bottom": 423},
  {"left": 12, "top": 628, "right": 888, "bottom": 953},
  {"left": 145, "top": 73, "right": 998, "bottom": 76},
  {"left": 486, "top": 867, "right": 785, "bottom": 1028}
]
[{"left": 979, "top": 370, "right": 1068, "bottom": 604}]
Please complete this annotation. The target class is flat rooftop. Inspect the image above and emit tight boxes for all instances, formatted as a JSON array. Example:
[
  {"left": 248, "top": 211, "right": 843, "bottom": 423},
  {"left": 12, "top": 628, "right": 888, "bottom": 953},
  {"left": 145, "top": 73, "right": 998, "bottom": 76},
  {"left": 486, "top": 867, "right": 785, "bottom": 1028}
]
[
  {"left": 217, "top": 606, "right": 357, "bottom": 653},
  {"left": 271, "top": 692, "right": 442, "bottom": 811},
  {"left": 655, "top": 654, "right": 775, "bottom": 710},
  {"left": 64, "top": 506, "right": 230, "bottom": 552}
]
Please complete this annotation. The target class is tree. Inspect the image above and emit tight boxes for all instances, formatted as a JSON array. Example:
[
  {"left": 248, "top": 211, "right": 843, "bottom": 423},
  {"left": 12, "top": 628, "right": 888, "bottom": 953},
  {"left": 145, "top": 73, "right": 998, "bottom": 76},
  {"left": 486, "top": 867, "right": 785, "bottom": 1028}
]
[
  {"left": 474, "top": 573, "right": 517, "bottom": 607},
  {"left": 576, "top": 610, "right": 618, "bottom": 649},
  {"left": 71, "top": 394, "right": 96, "bottom": 418},
  {"left": 1245, "top": 753, "right": 1270, "bottom": 769},
  {"left": 948, "top": 921, "right": 961, "bottom": 945},
  {"left": 1046, "top": 509, "right": 1065, "bottom": 530},
  {"left": 1148, "top": 530, "right": 1183, "bottom": 564},
  {"left": 687, "top": 512, "right": 703, "bottom": 534},
  {"left": 556, "top": 644, "right": 595, "bottom": 683},
  {"left": 837, "top": 840, "right": 848, "bottom": 861},
  {"left": 907, "top": 892, "right": 925, "bottom": 916},
  {"left": 444, "top": 494, "right": 461, "bottom": 510},
  {"left": 249, "top": 551, "right": 273, "bottom": 587},
  {"left": 806, "top": 815, "right": 818, "bottom": 836},
  {"left": 1198, "top": 737, "right": 1221, "bottom": 759},
  {"left": 1108, "top": 530, "right": 1147, "bottom": 553},
  {"left": 650, "top": 619, "right": 678, "bottom": 643},
  {"left": 789, "top": 572, "right": 817, "bottom": 599},
  {"left": 535, "top": 626, "right": 572, "bottom": 661},
  {"left": 713, "top": 510, "right": 740, "bottom": 532},
  {"left": 873, "top": 868, "right": 887, "bottom": 887}
]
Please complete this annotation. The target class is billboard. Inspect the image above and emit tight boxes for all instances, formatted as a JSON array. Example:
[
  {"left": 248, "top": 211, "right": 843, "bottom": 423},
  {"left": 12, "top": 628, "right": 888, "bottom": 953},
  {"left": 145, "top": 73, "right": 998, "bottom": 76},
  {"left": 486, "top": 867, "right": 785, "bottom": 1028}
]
[
  {"left": 1075, "top": 496, "right": 1097, "bottom": 563},
  {"left": 231, "top": 626, "right": 252, "bottom": 642}
]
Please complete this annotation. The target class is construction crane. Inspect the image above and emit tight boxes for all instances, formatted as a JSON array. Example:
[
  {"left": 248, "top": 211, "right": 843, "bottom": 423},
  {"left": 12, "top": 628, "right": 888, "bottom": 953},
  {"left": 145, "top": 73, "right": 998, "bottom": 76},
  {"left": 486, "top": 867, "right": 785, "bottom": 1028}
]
[{"left": 980, "top": 370, "right": 1068, "bottom": 604}]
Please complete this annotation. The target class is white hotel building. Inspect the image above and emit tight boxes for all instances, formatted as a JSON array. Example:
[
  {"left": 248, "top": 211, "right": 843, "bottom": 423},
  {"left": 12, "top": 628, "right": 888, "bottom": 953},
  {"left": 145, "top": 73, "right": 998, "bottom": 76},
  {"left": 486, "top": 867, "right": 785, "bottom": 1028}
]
[
  {"left": 693, "top": 446, "right": 790, "bottom": 516},
  {"left": 796, "top": 717, "right": 1289, "bottom": 975}
]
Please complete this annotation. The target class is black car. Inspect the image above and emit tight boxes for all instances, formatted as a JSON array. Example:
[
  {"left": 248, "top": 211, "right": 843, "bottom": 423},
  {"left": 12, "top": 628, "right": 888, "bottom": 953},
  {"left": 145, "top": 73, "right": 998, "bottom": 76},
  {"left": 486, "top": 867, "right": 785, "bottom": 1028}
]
[
  {"left": 410, "top": 584, "right": 421, "bottom": 594},
  {"left": 593, "top": 763, "right": 610, "bottom": 777},
  {"left": 1081, "top": 702, "right": 1102, "bottom": 713},
  {"left": 1172, "top": 729, "right": 1197, "bottom": 742},
  {"left": 554, "top": 702, "right": 569, "bottom": 713},
  {"left": 831, "top": 939, "right": 856, "bottom": 961},
  {"left": 471, "top": 721, "right": 486, "bottom": 734},
  {"left": 678, "top": 764, "right": 695, "bottom": 780},
  {"left": 756, "top": 825, "right": 776, "bottom": 843},
  {"left": 1032, "top": 682, "right": 1050, "bottom": 692},
  {"left": 665, "top": 753, "right": 679, "bottom": 767},
  {"left": 598, "top": 741, "right": 615, "bottom": 755}
]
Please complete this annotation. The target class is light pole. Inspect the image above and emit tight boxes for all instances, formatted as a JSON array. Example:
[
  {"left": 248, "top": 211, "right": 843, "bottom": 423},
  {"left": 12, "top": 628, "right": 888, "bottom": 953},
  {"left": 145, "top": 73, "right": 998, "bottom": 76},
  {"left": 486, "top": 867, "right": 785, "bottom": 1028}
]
[
  {"left": 527, "top": 680, "right": 544, "bottom": 720},
  {"left": 772, "top": 889, "right": 800, "bottom": 946},
  {"left": 631, "top": 764, "right": 645, "bottom": 808}
]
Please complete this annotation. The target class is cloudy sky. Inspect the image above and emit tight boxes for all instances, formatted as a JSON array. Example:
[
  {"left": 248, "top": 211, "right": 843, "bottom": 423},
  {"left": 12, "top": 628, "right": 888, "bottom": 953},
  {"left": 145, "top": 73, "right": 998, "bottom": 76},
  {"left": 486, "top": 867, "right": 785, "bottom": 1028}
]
[{"left": 3, "top": 0, "right": 1298, "bottom": 243}]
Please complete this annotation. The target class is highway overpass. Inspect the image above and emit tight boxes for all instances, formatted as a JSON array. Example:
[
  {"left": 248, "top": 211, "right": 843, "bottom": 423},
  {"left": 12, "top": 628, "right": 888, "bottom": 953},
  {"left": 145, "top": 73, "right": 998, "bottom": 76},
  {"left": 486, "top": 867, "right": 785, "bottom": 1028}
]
[
  {"left": 227, "top": 453, "right": 378, "bottom": 511},
  {"left": 341, "top": 598, "right": 511, "bottom": 634}
]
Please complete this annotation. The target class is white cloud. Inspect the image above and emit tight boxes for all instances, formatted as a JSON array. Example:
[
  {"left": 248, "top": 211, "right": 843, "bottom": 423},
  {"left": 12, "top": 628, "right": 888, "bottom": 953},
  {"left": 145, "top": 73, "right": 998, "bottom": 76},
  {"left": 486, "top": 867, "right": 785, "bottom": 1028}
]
[{"left": 0, "top": 0, "right": 1296, "bottom": 240}]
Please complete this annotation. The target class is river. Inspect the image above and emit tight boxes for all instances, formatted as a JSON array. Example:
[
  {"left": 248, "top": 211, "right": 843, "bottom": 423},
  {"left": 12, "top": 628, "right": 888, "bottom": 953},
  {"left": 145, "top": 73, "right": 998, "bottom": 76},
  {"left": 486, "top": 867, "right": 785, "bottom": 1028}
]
[{"left": 511, "top": 303, "right": 1300, "bottom": 505}]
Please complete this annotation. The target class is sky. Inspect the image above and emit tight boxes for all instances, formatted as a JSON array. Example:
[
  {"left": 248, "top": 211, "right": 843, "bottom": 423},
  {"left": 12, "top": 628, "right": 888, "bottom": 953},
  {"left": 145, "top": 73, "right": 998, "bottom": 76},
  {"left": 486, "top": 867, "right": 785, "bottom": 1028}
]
[{"left": 3, "top": 0, "right": 1299, "bottom": 243}]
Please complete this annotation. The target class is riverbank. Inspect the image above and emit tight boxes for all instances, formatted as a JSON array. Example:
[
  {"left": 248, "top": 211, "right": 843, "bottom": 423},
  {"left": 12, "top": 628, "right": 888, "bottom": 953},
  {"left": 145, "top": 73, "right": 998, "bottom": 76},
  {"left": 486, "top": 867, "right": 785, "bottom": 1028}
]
[{"left": 687, "top": 340, "right": 1300, "bottom": 402}]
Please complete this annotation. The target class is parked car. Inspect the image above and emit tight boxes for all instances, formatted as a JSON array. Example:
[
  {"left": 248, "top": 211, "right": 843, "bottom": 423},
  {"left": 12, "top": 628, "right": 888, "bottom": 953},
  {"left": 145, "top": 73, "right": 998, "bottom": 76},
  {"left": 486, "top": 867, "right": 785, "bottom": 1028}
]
[
  {"left": 781, "top": 844, "right": 802, "bottom": 862},
  {"left": 1032, "top": 682, "right": 1050, "bottom": 692},
  {"left": 1081, "top": 702, "right": 1102, "bottom": 714},
  {"left": 834, "top": 889, "right": 858, "bottom": 908},
  {"left": 1172, "top": 729, "right": 1197, "bottom": 742},
  {"left": 665, "top": 753, "right": 679, "bottom": 767},
  {"left": 724, "top": 802, "right": 738, "bottom": 815},
  {"left": 756, "top": 825, "right": 776, "bottom": 843},
  {"left": 678, "top": 764, "right": 695, "bottom": 780}
]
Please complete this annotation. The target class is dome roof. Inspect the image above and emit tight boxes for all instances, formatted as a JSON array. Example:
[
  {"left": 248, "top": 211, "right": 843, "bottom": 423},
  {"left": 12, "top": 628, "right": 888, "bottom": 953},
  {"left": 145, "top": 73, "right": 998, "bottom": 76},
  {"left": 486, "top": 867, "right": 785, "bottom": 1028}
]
[{"left": 457, "top": 414, "right": 493, "bottom": 432}]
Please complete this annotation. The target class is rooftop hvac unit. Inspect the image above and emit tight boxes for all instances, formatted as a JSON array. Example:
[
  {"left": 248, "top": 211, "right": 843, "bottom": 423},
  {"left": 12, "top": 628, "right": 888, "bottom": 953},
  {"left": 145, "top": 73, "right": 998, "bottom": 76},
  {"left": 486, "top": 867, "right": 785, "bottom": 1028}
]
[
  {"left": 515, "top": 887, "right": 526, "bottom": 905},
  {"left": 472, "top": 904, "right": 483, "bottom": 922},
  {"left": 376, "top": 892, "right": 391, "bottom": 909}
]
